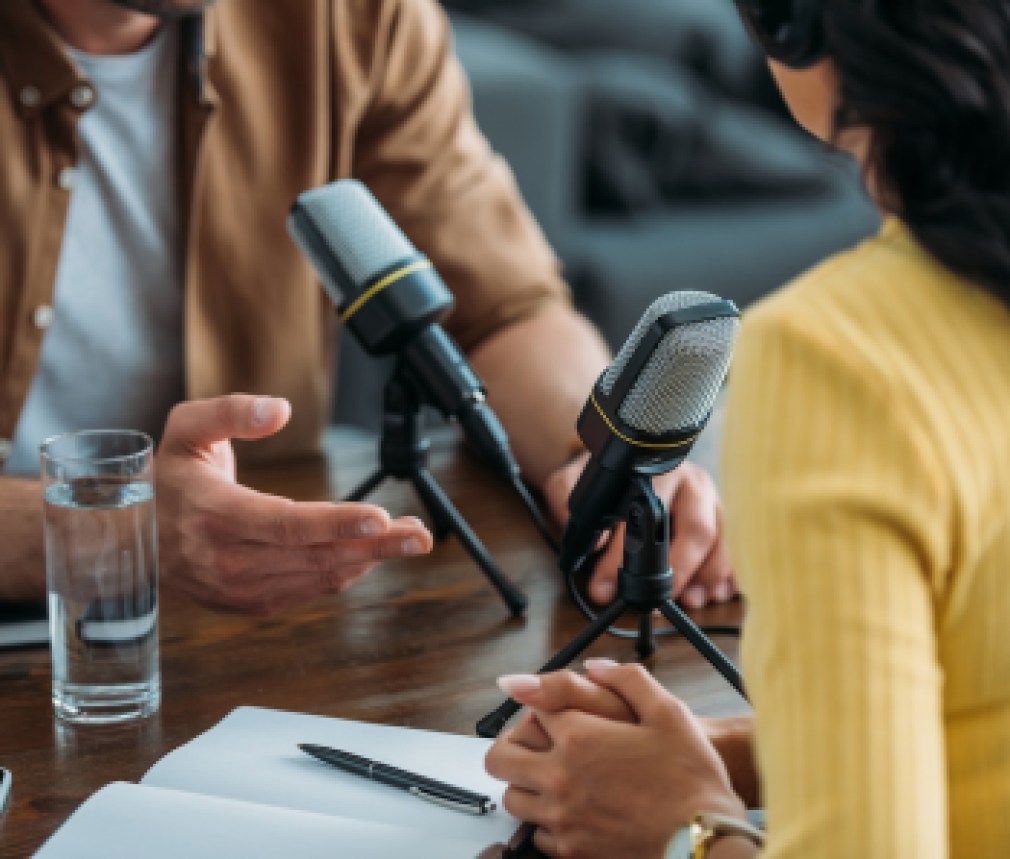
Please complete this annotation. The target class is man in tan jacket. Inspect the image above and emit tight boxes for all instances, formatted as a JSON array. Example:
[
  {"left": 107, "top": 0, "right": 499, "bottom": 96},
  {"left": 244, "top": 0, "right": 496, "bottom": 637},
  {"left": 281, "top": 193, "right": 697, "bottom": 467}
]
[{"left": 0, "top": 0, "right": 733, "bottom": 613}]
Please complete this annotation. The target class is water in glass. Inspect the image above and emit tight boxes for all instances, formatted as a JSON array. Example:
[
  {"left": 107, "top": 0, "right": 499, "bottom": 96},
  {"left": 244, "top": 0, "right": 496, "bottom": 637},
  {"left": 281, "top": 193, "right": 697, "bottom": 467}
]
[{"left": 45, "top": 477, "right": 160, "bottom": 723}]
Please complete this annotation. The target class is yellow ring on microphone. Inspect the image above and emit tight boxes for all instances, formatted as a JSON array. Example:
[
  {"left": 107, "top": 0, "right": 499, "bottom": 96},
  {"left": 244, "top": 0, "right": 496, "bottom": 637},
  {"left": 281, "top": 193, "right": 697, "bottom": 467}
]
[
  {"left": 590, "top": 391, "right": 700, "bottom": 450},
  {"left": 340, "top": 259, "right": 434, "bottom": 322}
]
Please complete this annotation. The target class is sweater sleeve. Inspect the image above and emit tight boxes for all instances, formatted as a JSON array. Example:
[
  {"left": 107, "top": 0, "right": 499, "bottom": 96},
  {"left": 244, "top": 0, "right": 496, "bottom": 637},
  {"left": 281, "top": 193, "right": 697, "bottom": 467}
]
[{"left": 721, "top": 297, "right": 952, "bottom": 858}]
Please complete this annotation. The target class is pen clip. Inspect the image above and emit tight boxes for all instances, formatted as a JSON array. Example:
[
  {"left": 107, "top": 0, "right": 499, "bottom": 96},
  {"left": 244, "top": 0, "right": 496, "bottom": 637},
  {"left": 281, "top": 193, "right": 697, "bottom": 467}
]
[{"left": 408, "top": 786, "right": 495, "bottom": 816}]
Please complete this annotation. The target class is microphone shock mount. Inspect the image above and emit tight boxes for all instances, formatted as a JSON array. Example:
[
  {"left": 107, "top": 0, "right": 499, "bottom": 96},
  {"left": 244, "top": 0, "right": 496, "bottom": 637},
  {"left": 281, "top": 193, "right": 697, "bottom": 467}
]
[
  {"left": 347, "top": 361, "right": 527, "bottom": 618},
  {"left": 476, "top": 474, "right": 744, "bottom": 738}
]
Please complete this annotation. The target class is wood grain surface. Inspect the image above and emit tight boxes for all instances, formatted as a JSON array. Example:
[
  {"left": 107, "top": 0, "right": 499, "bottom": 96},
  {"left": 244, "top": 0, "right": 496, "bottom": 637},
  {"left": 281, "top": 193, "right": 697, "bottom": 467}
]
[{"left": 0, "top": 428, "right": 747, "bottom": 857}]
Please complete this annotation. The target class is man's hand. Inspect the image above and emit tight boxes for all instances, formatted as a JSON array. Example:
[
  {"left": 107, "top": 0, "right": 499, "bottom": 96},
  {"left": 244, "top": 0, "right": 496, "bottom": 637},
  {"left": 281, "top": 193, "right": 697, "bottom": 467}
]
[
  {"left": 485, "top": 660, "right": 747, "bottom": 859},
  {"left": 543, "top": 453, "right": 735, "bottom": 607},
  {"left": 156, "top": 395, "right": 433, "bottom": 614}
]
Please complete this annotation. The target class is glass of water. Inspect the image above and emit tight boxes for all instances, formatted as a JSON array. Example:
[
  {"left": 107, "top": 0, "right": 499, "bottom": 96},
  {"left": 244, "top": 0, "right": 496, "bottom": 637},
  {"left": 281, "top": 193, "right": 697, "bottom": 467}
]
[{"left": 41, "top": 430, "right": 160, "bottom": 724}]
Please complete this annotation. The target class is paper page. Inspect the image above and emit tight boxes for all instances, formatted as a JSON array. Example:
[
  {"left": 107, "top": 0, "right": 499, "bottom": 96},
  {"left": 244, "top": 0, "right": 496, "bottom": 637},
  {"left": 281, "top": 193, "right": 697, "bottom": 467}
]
[
  {"left": 35, "top": 782, "right": 499, "bottom": 859},
  {"left": 141, "top": 707, "right": 517, "bottom": 844}
]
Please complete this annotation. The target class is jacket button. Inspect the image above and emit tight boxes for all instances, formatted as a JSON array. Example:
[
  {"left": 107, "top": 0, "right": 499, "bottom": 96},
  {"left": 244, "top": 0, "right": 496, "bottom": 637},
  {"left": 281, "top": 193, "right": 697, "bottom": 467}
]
[
  {"left": 33, "top": 304, "right": 55, "bottom": 330},
  {"left": 19, "top": 85, "right": 41, "bottom": 108},
  {"left": 70, "top": 84, "right": 95, "bottom": 109},
  {"left": 57, "top": 167, "right": 76, "bottom": 191}
]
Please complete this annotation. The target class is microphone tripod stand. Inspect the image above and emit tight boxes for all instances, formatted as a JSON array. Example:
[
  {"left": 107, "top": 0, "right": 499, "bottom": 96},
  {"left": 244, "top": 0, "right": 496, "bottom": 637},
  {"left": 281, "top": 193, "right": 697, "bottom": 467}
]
[
  {"left": 476, "top": 475, "right": 745, "bottom": 738},
  {"left": 346, "top": 361, "right": 528, "bottom": 617}
]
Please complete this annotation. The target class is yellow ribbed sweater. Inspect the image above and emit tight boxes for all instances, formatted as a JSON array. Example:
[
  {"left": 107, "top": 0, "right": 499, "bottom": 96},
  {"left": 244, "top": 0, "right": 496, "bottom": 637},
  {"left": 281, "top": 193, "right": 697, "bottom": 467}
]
[{"left": 722, "top": 219, "right": 1010, "bottom": 858}]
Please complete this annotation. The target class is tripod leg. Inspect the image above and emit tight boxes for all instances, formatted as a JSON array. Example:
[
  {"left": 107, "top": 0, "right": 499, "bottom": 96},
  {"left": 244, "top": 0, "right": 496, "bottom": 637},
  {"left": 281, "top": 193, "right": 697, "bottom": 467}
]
[
  {"left": 657, "top": 600, "right": 747, "bottom": 700},
  {"left": 412, "top": 469, "right": 528, "bottom": 617},
  {"left": 345, "top": 470, "right": 386, "bottom": 503},
  {"left": 476, "top": 598, "right": 628, "bottom": 738},
  {"left": 636, "top": 612, "right": 655, "bottom": 660},
  {"left": 416, "top": 491, "right": 453, "bottom": 543}
]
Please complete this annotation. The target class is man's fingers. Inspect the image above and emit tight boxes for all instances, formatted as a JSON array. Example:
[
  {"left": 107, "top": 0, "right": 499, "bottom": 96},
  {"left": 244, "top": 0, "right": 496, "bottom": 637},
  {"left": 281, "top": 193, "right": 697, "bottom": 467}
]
[
  {"left": 541, "top": 452, "right": 591, "bottom": 529},
  {"left": 586, "top": 523, "right": 624, "bottom": 603},
  {"left": 233, "top": 562, "right": 377, "bottom": 614},
  {"left": 247, "top": 515, "right": 430, "bottom": 569},
  {"left": 204, "top": 526, "right": 434, "bottom": 581},
  {"left": 680, "top": 521, "right": 735, "bottom": 609},
  {"left": 162, "top": 395, "right": 291, "bottom": 453},
  {"left": 170, "top": 512, "right": 433, "bottom": 613},
  {"left": 195, "top": 482, "right": 402, "bottom": 545},
  {"left": 665, "top": 467, "right": 721, "bottom": 600}
]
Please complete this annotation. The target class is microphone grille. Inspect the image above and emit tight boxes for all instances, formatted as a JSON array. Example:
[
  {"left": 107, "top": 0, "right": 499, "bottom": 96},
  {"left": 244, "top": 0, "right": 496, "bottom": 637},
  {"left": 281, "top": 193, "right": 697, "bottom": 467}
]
[
  {"left": 599, "top": 292, "right": 738, "bottom": 435},
  {"left": 293, "top": 180, "right": 417, "bottom": 286}
]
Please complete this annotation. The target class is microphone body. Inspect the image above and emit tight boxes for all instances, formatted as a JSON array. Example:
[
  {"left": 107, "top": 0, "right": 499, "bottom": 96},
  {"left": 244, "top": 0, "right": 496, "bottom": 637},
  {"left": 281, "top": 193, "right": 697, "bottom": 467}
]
[
  {"left": 288, "top": 181, "right": 520, "bottom": 481},
  {"left": 476, "top": 290, "right": 746, "bottom": 739},
  {"left": 559, "top": 292, "right": 740, "bottom": 573},
  {"left": 399, "top": 327, "right": 518, "bottom": 480},
  {"left": 560, "top": 432, "right": 694, "bottom": 574}
]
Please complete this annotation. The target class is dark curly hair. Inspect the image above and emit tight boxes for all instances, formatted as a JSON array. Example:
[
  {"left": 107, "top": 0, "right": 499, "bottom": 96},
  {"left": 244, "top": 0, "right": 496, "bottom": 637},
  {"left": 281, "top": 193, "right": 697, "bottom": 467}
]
[{"left": 823, "top": 0, "right": 1010, "bottom": 304}]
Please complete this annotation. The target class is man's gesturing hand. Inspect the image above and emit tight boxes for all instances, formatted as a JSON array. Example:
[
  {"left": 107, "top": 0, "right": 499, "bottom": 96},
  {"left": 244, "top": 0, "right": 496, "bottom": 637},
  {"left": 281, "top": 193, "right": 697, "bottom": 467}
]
[
  {"left": 543, "top": 453, "right": 735, "bottom": 608},
  {"left": 156, "top": 395, "right": 433, "bottom": 614}
]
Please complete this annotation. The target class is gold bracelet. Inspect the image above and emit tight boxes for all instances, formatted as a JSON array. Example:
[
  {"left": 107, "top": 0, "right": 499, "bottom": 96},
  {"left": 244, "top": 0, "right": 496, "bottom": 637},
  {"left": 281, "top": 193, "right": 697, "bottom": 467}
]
[{"left": 690, "top": 812, "right": 765, "bottom": 858}]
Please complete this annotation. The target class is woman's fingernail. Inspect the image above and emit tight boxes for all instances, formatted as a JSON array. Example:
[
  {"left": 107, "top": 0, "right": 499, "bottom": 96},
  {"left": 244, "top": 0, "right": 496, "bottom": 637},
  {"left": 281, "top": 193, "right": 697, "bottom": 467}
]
[
  {"left": 583, "top": 657, "right": 619, "bottom": 672},
  {"left": 252, "top": 397, "right": 275, "bottom": 427},
  {"left": 402, "top": 537, "right": 426, "bottom": 556},
  {"left": 594, "top": 580, "right": 617, "bottom": 603},
  {"left": 684, "top": 586, "right": 707, "bottom": 609},
  {"left": 358, "top": 519, "right": 385, "bottom": 537},
  {"left": 497, "top": 674, "right": 541, "bottom": 696},
  {"left": 715, "top": 581, "right": 733, "bottom": 602}
]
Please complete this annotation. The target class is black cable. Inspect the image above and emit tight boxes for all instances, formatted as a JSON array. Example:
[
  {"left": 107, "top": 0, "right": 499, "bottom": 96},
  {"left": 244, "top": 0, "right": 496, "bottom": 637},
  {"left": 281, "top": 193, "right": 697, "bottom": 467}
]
[
  {"left": 511, "top": 475, "right": 561, "bottom": 555},
  {"left": 511, "top": 476, "right": 740, "bottom": 639}
]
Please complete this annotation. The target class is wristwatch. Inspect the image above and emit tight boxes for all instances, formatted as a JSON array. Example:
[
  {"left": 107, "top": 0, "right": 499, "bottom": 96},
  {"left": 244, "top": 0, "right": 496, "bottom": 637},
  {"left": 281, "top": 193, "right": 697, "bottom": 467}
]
[{"left": 667, "top": 812, "right": 765, "bottom": 858}]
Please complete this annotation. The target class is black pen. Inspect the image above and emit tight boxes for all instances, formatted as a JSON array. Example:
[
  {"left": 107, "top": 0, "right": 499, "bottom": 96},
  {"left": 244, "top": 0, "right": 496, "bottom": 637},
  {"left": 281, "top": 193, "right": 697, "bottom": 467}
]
[{"left": 298, "top": 743, "right": 497, "bottom": 816}]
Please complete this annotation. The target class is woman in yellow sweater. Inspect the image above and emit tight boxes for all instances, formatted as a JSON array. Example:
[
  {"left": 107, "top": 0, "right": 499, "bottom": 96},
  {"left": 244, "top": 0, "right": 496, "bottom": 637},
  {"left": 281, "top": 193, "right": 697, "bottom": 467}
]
[{"left": 486, "top": 1, "right": 1010, "bottom": 856}]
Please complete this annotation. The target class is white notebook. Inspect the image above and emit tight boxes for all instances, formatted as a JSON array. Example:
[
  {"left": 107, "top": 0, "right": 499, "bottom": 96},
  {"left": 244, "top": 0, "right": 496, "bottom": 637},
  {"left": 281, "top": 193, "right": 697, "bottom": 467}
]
[{"left": 36, "top": 706, "right": 518, "bottom": 859}]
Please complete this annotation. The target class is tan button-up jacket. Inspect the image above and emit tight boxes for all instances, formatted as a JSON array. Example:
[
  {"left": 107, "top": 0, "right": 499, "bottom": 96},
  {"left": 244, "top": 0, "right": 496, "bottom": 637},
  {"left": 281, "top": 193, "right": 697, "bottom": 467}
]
[{"left": 0, "top": 0, "right": 567, "bottom": 464}]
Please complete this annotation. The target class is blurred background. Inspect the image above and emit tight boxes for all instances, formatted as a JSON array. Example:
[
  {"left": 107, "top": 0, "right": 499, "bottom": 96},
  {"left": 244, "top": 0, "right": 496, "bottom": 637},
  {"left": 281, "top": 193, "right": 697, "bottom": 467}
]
[{"left": 334, "top": 0, "right": 880, "bottom": 429}]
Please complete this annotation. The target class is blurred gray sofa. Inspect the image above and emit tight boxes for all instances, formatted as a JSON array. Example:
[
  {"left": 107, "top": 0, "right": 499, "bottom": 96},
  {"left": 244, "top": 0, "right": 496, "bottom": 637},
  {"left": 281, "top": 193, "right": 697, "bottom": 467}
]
[{"left": 333, "top": 9, "right": 879, "bottom": 428}]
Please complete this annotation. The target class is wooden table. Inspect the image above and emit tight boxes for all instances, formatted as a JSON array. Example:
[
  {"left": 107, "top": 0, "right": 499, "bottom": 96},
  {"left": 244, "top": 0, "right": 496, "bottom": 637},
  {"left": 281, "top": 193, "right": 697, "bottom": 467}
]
[{"left": 0, "top": 429, "right": 747, "bottom": 857}]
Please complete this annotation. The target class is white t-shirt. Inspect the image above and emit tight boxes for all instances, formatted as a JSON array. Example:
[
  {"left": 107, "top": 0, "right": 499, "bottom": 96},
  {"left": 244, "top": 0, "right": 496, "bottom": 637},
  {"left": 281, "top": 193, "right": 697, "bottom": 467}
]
[{"left": 5, "top": 26, "right": 185, "bottom": 475}]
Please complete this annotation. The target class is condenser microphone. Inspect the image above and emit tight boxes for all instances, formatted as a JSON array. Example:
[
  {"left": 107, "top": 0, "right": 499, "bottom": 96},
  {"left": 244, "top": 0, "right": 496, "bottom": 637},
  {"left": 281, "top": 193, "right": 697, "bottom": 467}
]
[
  {"left": 559, "top": 291, "right": 740, "bottom": 573},
  {"left": 287, "top": 180, "right": 520, "bottom": 483}
]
